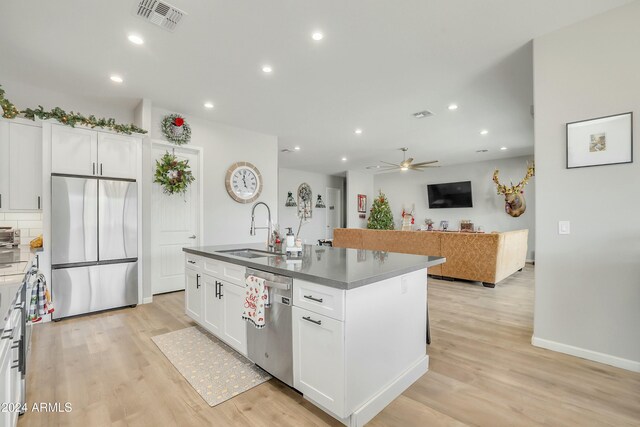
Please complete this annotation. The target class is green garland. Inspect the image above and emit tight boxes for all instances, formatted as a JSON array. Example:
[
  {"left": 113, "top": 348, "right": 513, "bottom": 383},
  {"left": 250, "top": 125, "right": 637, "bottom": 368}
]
[
  {"left": 0, "top": 84, "right": 147, "bottom": 134},
  {"left": 0, "top": 85, "right": 19, "bottom": 119},
  {"left": 154, "top": 151, "right": 195, "bottom": 195},
  {"left": 161, "top": 113, "right": 191, "bottom": 145}
]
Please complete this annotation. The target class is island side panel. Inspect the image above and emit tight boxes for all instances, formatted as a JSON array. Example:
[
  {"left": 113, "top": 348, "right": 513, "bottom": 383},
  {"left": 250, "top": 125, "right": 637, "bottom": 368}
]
[{"left": 344, "top": 268, "right": 428, "bottom": 416}]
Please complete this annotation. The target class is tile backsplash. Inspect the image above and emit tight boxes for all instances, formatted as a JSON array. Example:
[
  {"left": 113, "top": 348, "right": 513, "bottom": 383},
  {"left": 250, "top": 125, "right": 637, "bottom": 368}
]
[{"left": 0, "top": 212, "right": 43, "bottom": 245}]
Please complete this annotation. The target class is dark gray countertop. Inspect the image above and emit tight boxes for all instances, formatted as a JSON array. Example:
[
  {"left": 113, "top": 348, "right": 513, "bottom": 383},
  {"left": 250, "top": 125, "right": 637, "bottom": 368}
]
[{"left": 184, "top": 243, "right": 445, "bottom": 290}]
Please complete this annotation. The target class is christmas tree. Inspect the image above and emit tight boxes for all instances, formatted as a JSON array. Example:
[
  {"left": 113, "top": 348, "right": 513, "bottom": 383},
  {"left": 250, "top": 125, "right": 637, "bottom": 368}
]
[{"left": 367, "top": 191, "right": 395, "bottom": 230}]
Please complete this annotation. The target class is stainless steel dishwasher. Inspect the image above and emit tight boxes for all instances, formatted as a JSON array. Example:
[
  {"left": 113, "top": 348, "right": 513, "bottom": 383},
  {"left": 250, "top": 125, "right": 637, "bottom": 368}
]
[{"left": 246, "top": 267, "right": 294, "bottom": 387}]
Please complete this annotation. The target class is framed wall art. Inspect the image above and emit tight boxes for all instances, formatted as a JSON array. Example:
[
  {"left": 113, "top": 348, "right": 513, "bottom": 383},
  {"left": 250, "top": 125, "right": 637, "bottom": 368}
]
[
  {"left": 566, "top": 112, "right": 632, "bottom": 169},
  {"left": 357, "top": 194, "right": 367, "bottom": 213}
]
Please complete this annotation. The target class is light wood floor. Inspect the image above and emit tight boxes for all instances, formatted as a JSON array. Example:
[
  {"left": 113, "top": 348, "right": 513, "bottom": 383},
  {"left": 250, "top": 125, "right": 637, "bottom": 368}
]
[{"left": 19, "top": 266, "right": 640, "bottom": 426}]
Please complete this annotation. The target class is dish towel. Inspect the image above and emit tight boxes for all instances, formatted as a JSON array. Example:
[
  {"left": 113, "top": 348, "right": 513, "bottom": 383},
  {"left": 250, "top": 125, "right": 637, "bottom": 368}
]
[
  {"left": 242, "top": 275, "right": 269, "bottom": 328},
  {"left": 27, "top": 271, "right": 54, "bottom": 322}
]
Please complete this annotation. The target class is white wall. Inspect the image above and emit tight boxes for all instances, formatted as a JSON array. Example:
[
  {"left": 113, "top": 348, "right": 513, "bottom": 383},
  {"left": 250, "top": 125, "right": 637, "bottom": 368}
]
[
  {"left": 149, "top": 107, "right": 279, "bottom": 246},
  {"left": 373, "top": 156, "right": 536, "bottom": 260},
  {"left": 533, "top": 2, "right": 640, "bottom": 371},
  {"left": 346, "top": 170, "right": 374, "bottom": 228},
  {"left": 278, "top": 168, "right": 344, "bottom": 244}
]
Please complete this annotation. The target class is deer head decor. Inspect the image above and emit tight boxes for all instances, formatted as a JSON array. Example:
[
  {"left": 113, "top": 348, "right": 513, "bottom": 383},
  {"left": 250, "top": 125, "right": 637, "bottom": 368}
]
[{"left": 492, "top": 163, "right": 535, "bottom": 218}]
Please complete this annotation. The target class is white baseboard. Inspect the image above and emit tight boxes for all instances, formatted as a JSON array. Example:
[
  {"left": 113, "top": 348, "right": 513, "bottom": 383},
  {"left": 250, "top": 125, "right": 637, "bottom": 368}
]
[
  {"left": 143, "top": 296, "right": 153, "bottom": 304},
  {"left": 531, "top": 336, "right": 640, "bottom": 373}
]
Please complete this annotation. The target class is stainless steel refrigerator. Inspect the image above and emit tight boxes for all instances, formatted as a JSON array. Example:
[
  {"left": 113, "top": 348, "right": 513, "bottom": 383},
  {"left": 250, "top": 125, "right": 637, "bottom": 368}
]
[{"left": 51, "top": 175, "right": 138, "bottom": 319}]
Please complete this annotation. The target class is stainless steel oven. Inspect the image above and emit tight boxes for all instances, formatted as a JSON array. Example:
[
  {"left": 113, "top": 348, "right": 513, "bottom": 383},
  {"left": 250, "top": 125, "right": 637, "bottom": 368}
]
[{"left": 246, "top": 268, "right": 293, "bottom": 387}]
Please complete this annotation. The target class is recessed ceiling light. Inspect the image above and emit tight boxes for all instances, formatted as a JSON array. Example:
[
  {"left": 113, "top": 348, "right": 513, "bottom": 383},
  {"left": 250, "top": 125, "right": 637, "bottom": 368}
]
[
  {"left": 204, "top": 102, "right": 214, "bottom": 109},
  {"left": 294, "top": 146, "right": 301, "bottom": 151},
  {"left": 127, "top": 34, "right": 144, "bottom": 45},
  {"left": 476, "top": 149, "right": 489, "bottom": 153},
  {"left": 341, "top": 157, "right": 347, "bottom": 162},
  {"left": 110, "top": 75, "right": 123, "bottom": 83},
  {"left": 448, "top": 104, "right": 458, "bottom": 111},
  {"left": 312, "top": 32, "right": 324, "bottom": 41},
  {"left": 500, "top": 146, "right": 508, "bottom": 151},
  {"left": 262, "top": 65, "right": 273, "bottom": 73},
  {"left": 354, "top": 128, "right": 363, "bottom": 135},
  {"left": 480, "top": 129, "right": 489, "bottom": 135}
]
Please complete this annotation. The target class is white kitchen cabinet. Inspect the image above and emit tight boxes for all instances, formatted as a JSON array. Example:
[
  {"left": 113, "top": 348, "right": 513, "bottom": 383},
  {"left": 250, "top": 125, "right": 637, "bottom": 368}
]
[
  {"left": 0, "top": 120, "right": 42, "bottom": 211},
  {"left": 292, "top": 306, "right": 345, "bottom": 417},
  {"left": 185, "top": 268, "right": 202, "bottom": 322},
  {"left": 184, "top": 256, "right": 247, "bottom": 355},
  {"left": 97, "top": 133, "right": 138, "bottom": 179},
  {"left": 0, "top": 301, "right": 22, "bottom": 427},
  {"left": 51, "top": 125, "right": 138, "bottom": 179},
  {"left": 220, "top": 280, "right": 247, "bottom": 356},
  {"left": 9, "top": 122, "right": 42, "bottom": 210},
  {"left": 202, "top": 274, "right": 222, "bottom": 335},
  {"left": 51, "top": 125, "right": 97, "bottom": 176}
]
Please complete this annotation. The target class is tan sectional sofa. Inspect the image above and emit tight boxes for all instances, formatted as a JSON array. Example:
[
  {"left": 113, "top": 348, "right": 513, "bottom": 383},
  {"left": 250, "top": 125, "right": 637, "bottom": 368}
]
[{"left": 333, "top": 228, "right": 528, "bottom": 287}]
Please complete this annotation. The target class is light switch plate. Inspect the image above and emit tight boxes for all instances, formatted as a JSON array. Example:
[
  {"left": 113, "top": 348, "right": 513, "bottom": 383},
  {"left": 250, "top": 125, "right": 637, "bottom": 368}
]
[{"left": 558, "top": 221, "right": 570, "bottom": 235}]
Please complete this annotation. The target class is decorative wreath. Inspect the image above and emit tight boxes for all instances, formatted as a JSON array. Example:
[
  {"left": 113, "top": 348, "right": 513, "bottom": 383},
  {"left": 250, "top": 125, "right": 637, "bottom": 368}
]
[
  {"left": 154, "top": 151, "right": 195, "bottom": 195},
  {"left": 161, "top": 114, "right": 191, "bottom": 145}
]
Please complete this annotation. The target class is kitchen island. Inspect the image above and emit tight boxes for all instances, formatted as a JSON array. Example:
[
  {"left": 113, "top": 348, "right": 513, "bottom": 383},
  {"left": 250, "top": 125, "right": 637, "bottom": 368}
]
[{"left": 183, "top": 243, "right": 445, "bottom": 427}]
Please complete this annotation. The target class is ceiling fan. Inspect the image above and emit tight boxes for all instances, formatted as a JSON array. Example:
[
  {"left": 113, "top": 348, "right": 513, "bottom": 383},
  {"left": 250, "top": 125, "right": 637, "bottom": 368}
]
[{"left": 376, "top": 148, "right": 439, "bottom": 172}]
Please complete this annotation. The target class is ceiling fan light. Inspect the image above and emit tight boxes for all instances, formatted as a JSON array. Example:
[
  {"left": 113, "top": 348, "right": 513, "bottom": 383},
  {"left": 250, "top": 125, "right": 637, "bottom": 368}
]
[{"left": 400, "top": 166, "right": 409, "bottom": 171}]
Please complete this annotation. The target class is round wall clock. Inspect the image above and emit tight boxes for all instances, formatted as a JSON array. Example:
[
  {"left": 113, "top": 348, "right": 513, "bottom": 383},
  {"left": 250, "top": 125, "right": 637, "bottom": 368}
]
[{"left": 225, "top": 162, "right": 263, "bottom": 203}]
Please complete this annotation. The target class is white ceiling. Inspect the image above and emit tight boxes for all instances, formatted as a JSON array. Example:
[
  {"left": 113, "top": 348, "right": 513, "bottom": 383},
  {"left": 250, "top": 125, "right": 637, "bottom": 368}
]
[{"left": 0, "top": 0, "right": 633, "bottom": 174}]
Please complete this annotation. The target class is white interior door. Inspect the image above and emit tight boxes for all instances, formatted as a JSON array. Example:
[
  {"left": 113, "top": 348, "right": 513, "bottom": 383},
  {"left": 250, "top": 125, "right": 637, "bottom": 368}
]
[
  {"left": 325, "top": 187, "right": 342, "bottom": 239},
  {"left": 151, "top": 146, "right": 200, "bottom": 295}
]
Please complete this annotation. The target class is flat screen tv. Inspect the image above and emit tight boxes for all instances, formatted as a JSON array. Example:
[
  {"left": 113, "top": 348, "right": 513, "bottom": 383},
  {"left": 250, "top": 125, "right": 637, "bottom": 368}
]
[{"left": 427, "top": 181, "right": 473, "bottom": 208}]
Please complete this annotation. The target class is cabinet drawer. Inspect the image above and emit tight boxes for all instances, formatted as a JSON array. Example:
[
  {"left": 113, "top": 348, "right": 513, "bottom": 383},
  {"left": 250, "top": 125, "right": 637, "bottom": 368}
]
[
  {"left": 222, "top": 262, "right": 245, "bottom": 286},
  {"left": 293, "top": 279, "right": 345, "bottom": 321},
  {"left": 185, "top": 254, "right": 202, "bottom": 270},
  {"left": 202, "top": 258, "right": 220, "bottom": 276}
]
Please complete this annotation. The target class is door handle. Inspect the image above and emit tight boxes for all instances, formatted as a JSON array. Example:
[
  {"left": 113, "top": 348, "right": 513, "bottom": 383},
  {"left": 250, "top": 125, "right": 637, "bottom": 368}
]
[
  {"left": 92, "top": 162, "right": 96, "bottom": 175},
  {"left": 303, "top": 295, "right": 323, "bottom": 303},
  {"left": 218, "top": 282, "right": 223, "bottom": 299},
  {"left": 188, "top": 235, "right": 196, "bottom": 239},
  {"left": 302, "top": 316, "right": 322, "bottom": 325},
  {"left": 37, "top": 196, "right": 41, "bottom": 210},
  {"left": 196, "top": 274, "right": 201, "bottom": 289},
  {"left": 100, "top": 163, "right": 103, "bottom": 175},
  {"left": 215, "top": 281, "right": 220, "bottom": 298},
  {"left": 187, "top": 260, "right": 196, "bottom": 264}
]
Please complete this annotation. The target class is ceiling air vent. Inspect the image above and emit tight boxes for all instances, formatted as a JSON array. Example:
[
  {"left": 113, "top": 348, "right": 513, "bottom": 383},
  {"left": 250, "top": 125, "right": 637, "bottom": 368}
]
[{"left": 135, "top": 0, "right": 186, "bottom": 32}]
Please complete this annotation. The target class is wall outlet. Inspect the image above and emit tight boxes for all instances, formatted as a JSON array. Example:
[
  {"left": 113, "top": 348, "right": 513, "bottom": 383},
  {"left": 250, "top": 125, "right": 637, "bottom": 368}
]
[{"left": 558, "top": 221, "right": 570, "bottom": 235}]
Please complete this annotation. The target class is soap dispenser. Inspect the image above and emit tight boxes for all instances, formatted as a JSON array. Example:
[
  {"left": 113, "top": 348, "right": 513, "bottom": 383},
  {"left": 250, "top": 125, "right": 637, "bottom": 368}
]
[{"left": 285, "top": 227, "right": 295, "bottom": 248}]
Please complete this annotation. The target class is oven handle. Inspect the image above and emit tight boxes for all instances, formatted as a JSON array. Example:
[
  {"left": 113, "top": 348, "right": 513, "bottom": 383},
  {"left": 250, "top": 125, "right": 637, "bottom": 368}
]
[{"left": 246, "top": 277, "right": 290, "bottom": 291}]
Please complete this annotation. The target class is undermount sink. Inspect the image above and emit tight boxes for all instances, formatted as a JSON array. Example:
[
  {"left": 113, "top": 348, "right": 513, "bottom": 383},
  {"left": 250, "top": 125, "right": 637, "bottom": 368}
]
[{"left": 218, "top": 249, "right": 280, "bottom": 259}]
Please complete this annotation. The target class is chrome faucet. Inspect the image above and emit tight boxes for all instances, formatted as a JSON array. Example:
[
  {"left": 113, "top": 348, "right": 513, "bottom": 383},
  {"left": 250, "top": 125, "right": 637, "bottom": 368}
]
[{"left": 250, "top": 202, "right": 272, "bottom": 248}]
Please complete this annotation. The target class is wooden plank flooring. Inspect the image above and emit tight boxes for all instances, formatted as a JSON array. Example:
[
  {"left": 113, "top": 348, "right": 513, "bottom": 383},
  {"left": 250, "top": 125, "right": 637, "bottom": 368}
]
[{"left": 19, "top": 266, "right": 640, "bottom": 426}]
